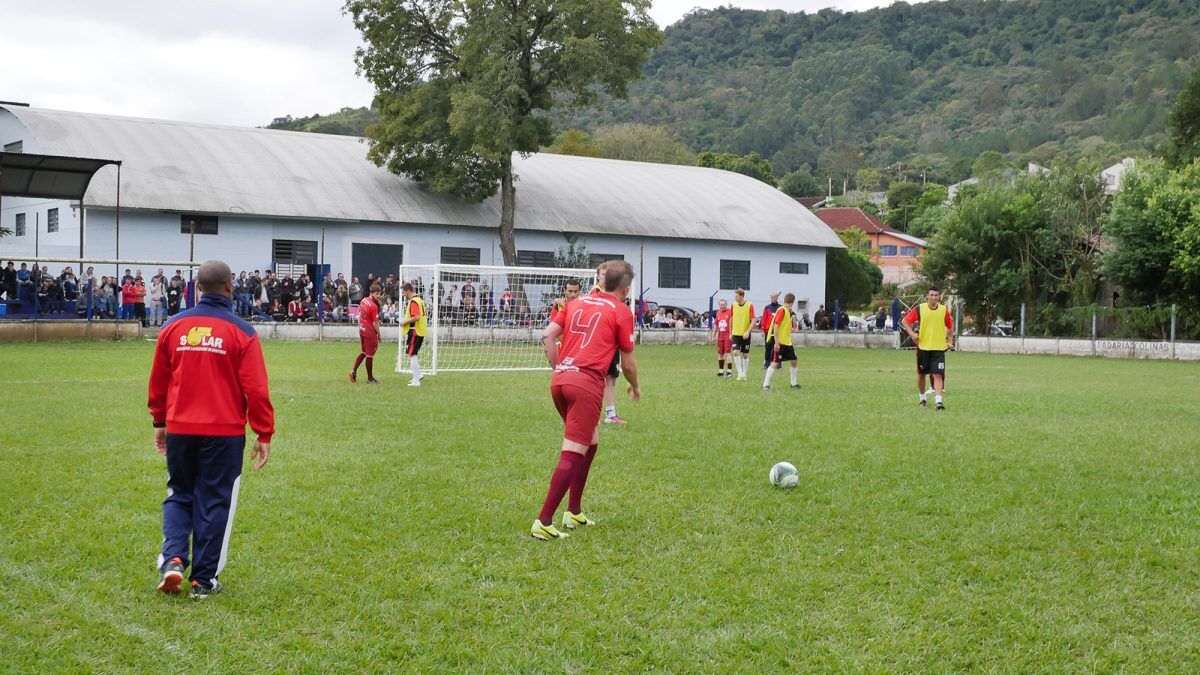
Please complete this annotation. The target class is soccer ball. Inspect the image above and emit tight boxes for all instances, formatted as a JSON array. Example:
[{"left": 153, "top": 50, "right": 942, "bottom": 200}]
[{"left": 769, "top": 462, "right": 798, "bottom": 488}]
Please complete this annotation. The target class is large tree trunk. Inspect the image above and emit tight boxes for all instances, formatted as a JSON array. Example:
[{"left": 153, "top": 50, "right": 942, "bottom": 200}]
[{"left": 498, "top": 153, "right": 518, "bottom": 266}]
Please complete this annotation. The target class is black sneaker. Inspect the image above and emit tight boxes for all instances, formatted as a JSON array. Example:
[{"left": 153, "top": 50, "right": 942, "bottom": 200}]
[
  {"left": 157, "top": 556, "right": 185, "bottom": 594},
  {"left": 790, "top": 384, "right": 801, "bottom": 390},
  {"left": 189, "top": 579, "right": 223, "bottom": 599},
  {"left": 717, "top": 372, "right": 724, "bottom": 378},
  {"left": 935, "top": 401, "right": 945, "bottom": 411},
  {"left": 919, "top": 400, "right": 928, "bottom": 408},
  {"left": 366, "top": 378, "right": 381, "bottom": 385}
]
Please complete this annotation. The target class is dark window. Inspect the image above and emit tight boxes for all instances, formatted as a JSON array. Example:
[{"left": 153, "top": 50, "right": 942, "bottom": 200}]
[
  {"left": 180, "top": 214, "right": 218, "bottom": 235},
  {"left": 879, "top": 245, "right": 898, "bottom": 257},
  {"left": 719, "top": 259, "right": 750, "bottom": 290},
  {"left": 588, "top": 253, "right": 624, "bottom": 267},
  {"left": 47, "top": 208, "right": 59, "bottom": 233},
  {"left": 272, "top": 239, "right": 318, "bottom": 266},
  {"left": 901, "top": 246, "right": 920, "bottom": 257},
  {"left": 780, "top": 262, "right": 809, "bottom": 275},
  {"left": 14, "top": 213, "right": 26, "bottom": 237},
  {"left": 658, "top": 256, "right": 691, "bottom": 289},
  {"left": 518, "top": 250, "right": 554, "bottom": 267},
  {"left": 440, "top": 246, "right": 481, "bottom": 265},
  {"left": 3, "top": 140, "right": 22, "bottom": 153}
]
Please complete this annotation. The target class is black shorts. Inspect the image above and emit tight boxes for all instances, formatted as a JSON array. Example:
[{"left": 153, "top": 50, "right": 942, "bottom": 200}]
[
  {"left": 406, "top": 331, "right": 424, "bottom": 357},
  {"left": 916, "top": 349, "right": 946, "bottom": 375},
  {"left": 773, "top": 344, "right": 797, "bottom": 363},
  {"left": 731, "top": 335, "right": 750, "bottom": 353},
  {"left": 607, "top": 351, "right": 620, "bottom": 379}
]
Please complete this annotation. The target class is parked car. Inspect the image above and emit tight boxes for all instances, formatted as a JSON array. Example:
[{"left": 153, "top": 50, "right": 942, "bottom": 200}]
[{"left": 642, "top": 301, "right": 703, "bottom": 327}]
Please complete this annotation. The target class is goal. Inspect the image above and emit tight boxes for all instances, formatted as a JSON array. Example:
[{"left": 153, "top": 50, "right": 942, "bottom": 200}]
[{"left": 395, "top": 263, "right": 596, "bottom": 374}]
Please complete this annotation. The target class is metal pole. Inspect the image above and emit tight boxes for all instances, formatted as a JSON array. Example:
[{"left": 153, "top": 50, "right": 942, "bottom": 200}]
[
  {"left": 1091, "top": 308, "right": 1097, "bottom": 340},
  {"left": 431, "top": 264, "right": 440, "bottom": 375},
  {"left": 1171, "top": 304, "right": 1177, "bottom": 360},
  {"left": 115, "top": 163, "right": 122, "bottom": 280},
  {"left": 1020, "top": 303, "right": 1026, "bottom": 337}
]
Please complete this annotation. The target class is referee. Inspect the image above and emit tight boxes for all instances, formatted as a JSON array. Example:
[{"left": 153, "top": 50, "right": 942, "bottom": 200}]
[{"left": 148, "top": 260, "right": 274, "bottom": 598}]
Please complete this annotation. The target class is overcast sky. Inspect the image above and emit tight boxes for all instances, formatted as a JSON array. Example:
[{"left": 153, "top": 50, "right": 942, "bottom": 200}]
[{"left": 0, "top": 1, "right": 900, "bottom": 127}]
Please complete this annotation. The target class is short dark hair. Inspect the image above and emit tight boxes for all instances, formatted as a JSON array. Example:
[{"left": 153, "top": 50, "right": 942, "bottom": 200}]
[
  {"left": 928, "top": 285, "right": 942, "bottom": 293},
  {"left": 402, "top": 282, "right": 414, "bottom": 293},
  {"left": 603, "top": 261, "right": 635, "bottom": 292},
  {"left": 370, "top": 283, "right": 383, "bottom": 294},
  {"left": 564, "top": 279, "right": 581, "bottom": 289}
]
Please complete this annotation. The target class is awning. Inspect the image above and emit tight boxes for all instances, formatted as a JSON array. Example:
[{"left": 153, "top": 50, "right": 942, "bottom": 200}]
[{"left": 0, "top": 151, "right": 120, "bottom": 200}]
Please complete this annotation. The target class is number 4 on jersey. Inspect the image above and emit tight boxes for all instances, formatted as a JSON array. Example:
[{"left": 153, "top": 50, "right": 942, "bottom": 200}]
[{"left": 568, "top": 309, "right": 601, "bottom": 348}]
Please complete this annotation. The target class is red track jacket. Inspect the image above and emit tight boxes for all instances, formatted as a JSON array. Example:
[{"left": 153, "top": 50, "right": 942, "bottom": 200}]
[{"left": 148, "top": 293, "right": 274, "bottom": 442}]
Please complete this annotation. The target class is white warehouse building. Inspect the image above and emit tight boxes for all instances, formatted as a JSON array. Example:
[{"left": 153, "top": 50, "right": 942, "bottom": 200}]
[{"left": 0, "top": 104, "right": 842, "bottom": 314}]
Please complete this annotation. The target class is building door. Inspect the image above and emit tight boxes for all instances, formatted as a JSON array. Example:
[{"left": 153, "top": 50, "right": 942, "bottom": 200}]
[{"left": 352, "top": 243, "right": 404, "bottom": 286}]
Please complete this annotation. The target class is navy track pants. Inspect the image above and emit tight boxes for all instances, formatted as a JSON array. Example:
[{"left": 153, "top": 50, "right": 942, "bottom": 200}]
[{"left": 158, "top": 434, "right": 244, "bottom": 588}]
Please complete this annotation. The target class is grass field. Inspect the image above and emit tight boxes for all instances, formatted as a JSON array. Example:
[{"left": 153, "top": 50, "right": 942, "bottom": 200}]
[{"left": 2, "top": 341, "right": 1199, "bottom": 671}]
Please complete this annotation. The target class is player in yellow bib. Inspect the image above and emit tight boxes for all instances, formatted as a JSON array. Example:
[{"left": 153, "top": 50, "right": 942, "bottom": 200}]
[
  {"left": 901, "top": 285, "right": 955, "bottom": 410},
  {"left": 763, "top": 292, "right": 799, "bottom": 390},
  {"left": 729, "top": 288, "right": 756, "bottom": 381},
  {"left": 400, "top": 282, "right": 427, "bottom": 387}
]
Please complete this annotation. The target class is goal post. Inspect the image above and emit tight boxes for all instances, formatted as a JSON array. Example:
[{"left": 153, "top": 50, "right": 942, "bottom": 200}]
[{"left": 396, "top": 263, "right": 596, "bottom": 374}]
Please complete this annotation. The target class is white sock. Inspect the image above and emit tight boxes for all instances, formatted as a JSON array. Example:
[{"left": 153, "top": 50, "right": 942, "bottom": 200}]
[
  {"left": 919, "top": 392, "right": 927, "bottom": 401},
  {"left": 410, "top": 356, "right": 422, "bottom": 380},
  {"left": 790, "top": 366, "right": 798, "bottom": 387},
  {"left": 935, "top": 395, "right": 943, "bottom": 404},
  {"left": 741, "top": 355, "right": 749, "bottom": 375},
  {"left": 605, "top": 405, "right": 616, "bottom": 418},
  {"left": 763, "top": 366, "right": 775, "bottom": 388}
]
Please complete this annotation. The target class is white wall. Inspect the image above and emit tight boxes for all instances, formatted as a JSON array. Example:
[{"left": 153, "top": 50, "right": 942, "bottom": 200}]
[{"left": 28, "top": 208, "right": 826, "bottom": 312}]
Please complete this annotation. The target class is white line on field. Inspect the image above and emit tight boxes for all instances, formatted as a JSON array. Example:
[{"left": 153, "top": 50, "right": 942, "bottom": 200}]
[{"left": 0, "top": 558, "right": 184, "bottom": 655}]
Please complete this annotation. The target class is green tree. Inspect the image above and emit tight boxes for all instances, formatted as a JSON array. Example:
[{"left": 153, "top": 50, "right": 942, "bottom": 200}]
[
  {"left": 552, "top": 241, "right": 592, "bottom": 269},
  {"left": 549, "top": 130, "right": 600, "bottom": 157},
  {"left": 591, "top": 123, "right": 694, "bottom": 165},
  {"left": 971, "top": 151, "right": 1006, "bottom": 178},
  {"left": 1103, "top": 160, "right": 1200, "bottom": 305},
  {"left": 778, "top": 167, "right": 822, "bottom": 198},
  {"left": 826, "top": 229, "right": 882, "bottom": 308},
  {"left": 696, "top": 151, "right": 775, "bottom": 185},
  {"left": 345, "top": 0, "right": 662, "bottom": 266},
  {"left": 1166, "top": 66, "right": 1200, "bottom": 168},
  {"left": 855, "top": 168, "right": 888, "bottom": 192},
  {"left": 884, "top": 181, "right": 924, "bottom": 229}
]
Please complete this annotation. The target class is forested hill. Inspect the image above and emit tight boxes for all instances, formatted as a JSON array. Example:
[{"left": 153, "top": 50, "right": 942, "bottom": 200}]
[
  {"left": 571, "top": 0, "right": 1200, "bottom": 180},
  {"left": 269, "top": 0, "right": 1200, "bottom": 183}
]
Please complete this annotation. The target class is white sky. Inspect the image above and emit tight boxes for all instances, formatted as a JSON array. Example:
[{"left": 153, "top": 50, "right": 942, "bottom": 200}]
[{"left": 0, "top": 1, "right": 899, "bottom": 127}]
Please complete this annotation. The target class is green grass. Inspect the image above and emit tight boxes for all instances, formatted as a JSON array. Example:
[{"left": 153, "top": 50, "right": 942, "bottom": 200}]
[{"left": 2, "top": 341, "right": 1199, "bottom": 671}]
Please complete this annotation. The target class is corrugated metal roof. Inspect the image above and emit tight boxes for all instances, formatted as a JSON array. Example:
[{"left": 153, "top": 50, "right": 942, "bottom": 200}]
[{"left": 2, "top": 105, "right": 843, "bottom": 248}]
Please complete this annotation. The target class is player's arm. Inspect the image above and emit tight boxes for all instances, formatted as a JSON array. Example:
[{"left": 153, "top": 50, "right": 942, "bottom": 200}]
[
  {"left": 945, "top": 310, "right": 955, "bottom": 350},
  {"left": 901, "top": 308, "right": 919, "bottom": 341},
  {"left": 147, "top": 331, "right": 173, "bottom": 455},
  {"left": 619, "top": 349, "right": 639, "bottom": 402},
  {"left": 541, "top": 321, "right": 563, "bottom": 367},
  {"left": 237, "top": 335, "right": 275, "bottom": 470}
]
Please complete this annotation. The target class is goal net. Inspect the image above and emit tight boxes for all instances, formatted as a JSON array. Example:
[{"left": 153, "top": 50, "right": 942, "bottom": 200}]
[{"left": 396, "top": 263, "right": 596, "bottom": 374}]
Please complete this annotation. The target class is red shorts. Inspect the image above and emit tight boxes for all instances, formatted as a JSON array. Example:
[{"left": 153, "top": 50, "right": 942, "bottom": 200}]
[
  {"left": 716, "top": 335, "right": 732, "bottom": 354},
  {"left": 359, "top": 331, "right": 379, "bottom": 357},
  {"left": 550, "top": 374, "right": 604, "bottom": 446}
]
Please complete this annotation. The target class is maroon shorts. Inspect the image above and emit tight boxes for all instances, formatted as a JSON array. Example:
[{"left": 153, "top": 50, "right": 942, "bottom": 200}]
[
  {"left": 716, "top": 335, "right": 732, "bottom": 354},
  {"left": 551, "top": 376, "right": 604, "bottom": 446},
  {"left": 359, "top": 331, "right": 379, "bottom": 357}
]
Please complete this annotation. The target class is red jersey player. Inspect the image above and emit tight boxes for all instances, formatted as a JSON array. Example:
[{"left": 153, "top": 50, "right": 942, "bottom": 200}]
[
  {"left": 712, "top": 298, "right": 733, "bottom": 378},
  {"left": 549, "top": 278, "right": 583, "bottom": 326},
  {"left": 532, "top": 260, "right": 640, "bottom": 540},
  {"left": 350, "top": 283, "right": 383, "bottom": 384}
]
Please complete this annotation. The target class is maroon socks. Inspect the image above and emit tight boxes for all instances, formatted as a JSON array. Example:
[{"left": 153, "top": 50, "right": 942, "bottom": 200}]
[
  {"left": 568, "top": 444, "right": 598, "bottom": 514},
  {"left": 539, "top": 451, "right": 583, "bottom": 524}
]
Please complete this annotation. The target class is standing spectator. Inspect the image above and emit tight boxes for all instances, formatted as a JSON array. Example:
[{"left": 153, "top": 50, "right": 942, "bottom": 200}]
[
  {"left": 148, "top": 259, "right": 274, "bottom": 598},
  {"left": 839, "top": 309, "right": 850, "bottom": 331},
  {"left": 233, "top": 272, "right": 250, "bottom": 316},
  {"left": 153, "top": 268, "right": 166, "bottom": 286},
  {"left": 322, "top": 273, "right": 336, "bottom": 303},
  {"left": 167, "top": 278, "right": 183, "bottom": 316},
  {"left": 264, "top": 271, "right": 280, "bottom": 306},
  {"left": 149, "top": 276, "right": 167, "bottom": 326},
  {"left": 760, "top": 291, "right": 781, "bottom": 369},
  {"left": 385, "top": 275, "right": 399, "bottom": 304},
  {"left": 123, "top": 268, "right": 135, "bottom": 286},
  {"left": 335, "top": 272, "right": 347, "bottom": 288},
  {"left": 461, "top": 279, "right": 476, "bottom": 308},
  {"left": 170, "top": 269, "right": 184, "bottom": 287},
  {"left": 280, "top": 275, "right": 296, "bottom": 308},
  {"left": 121, "top": 277, "right": 138, "bottom": 320},
  {"left": 134, "top": 279, "right": 148, "bottom": 325},
  {"left": 875, "top": 305, "right": 887, "bottom": 331},
  {"left": 1, "top": 261, "right": 16, "bottom": 301},
  {"left": 349, "top": 277, "right": 363, "bottom": 304}
]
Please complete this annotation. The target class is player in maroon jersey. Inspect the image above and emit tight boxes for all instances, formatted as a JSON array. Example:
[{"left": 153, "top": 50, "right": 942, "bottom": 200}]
[
  {"left": 531, "top": 261, "right": 640, "bottom": 540},
  {"left": 712, "top": 298, "right": 733, "bottom": 378},
  {"left": 349, "top": 284, "right": 383, "bottom": 384}
]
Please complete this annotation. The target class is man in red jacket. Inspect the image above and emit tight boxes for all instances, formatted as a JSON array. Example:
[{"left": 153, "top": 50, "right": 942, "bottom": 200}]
[{"left": 148, "top": 260, "right": 274, "bottom": 599}]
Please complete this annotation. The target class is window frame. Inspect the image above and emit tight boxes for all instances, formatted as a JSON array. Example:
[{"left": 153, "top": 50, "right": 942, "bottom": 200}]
[
  {"left": 517, "top": 250, "right": 554, "bottom": 267},
  {"left": 779, "top": 262, "right": 809, "bottom": 275},
  {"left": 719, "top": 259, "right": 751, "bottom": 290},
  {"left": 657, "top": 256, "right": 691, "bottom": 289},
  {"left": 14, "top": 212, "right": 26, "bottom": 237},
  {"left": 440, "top": 246, "right": 482, "bottom": 265},
  {"left": 879, "top": 245, "right": 898, "bottom": 257},
  {"left": 180, "top": 214, "right": 219, "bottom": 236},
  {"left": 47, "top": 207, "right": 59, "bottom": 233}
]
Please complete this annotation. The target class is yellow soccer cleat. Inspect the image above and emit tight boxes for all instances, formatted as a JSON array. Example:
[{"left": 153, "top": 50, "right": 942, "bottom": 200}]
[
  {"left": 562, "top": 511, "right": 595, "bottom": 529},
  {"left": 531, "top": 519, "right": 569, "bottom": 541}
]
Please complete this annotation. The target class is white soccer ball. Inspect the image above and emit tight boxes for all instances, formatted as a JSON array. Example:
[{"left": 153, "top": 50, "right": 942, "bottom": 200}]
[{"left": 769, "top": 462, "right": 799, "bottom": 488}]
